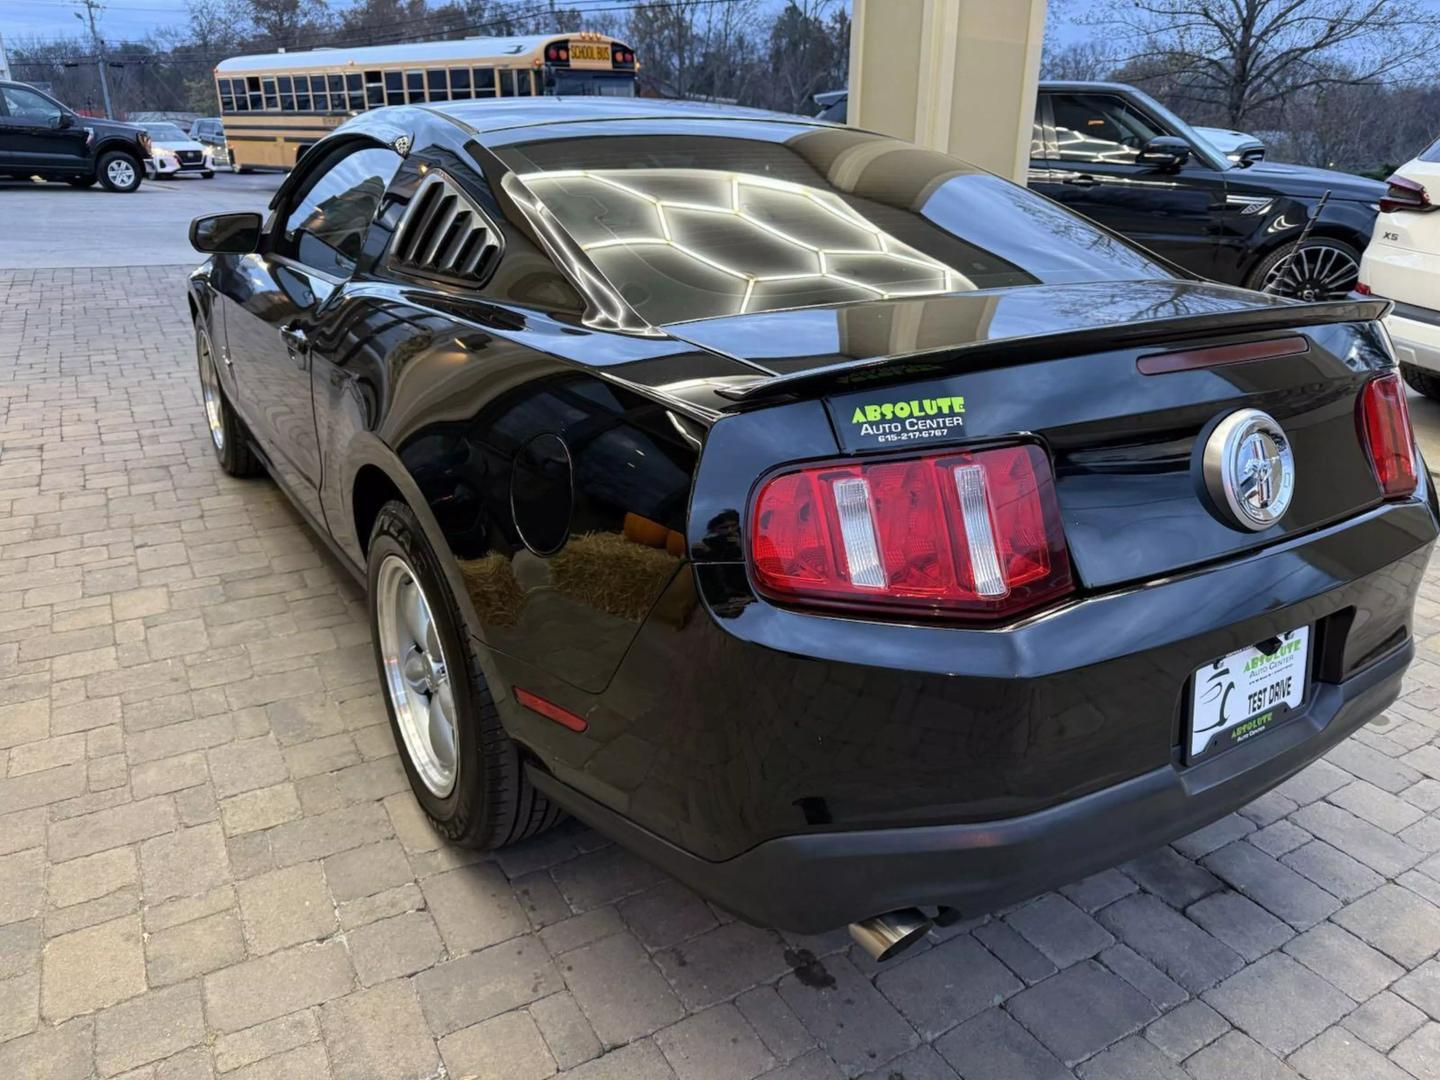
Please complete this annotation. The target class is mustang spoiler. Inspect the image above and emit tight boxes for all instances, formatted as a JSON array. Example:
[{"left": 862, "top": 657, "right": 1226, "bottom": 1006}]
[{"left": 712, "top": 297, "right": 1392, "bottom": 405}]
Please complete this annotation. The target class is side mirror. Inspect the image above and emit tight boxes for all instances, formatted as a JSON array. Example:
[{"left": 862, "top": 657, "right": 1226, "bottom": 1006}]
[
  {"left": 190, "top": 212, "right": 262, "bottom": 254},
  {"left": 53, "top": 113, "right": 75, "bottom": 130},
  {"left": 1138, "top": 135, "right": 1191, "bottom": 170},
  {"left": 1239, "top": 146, "right": 1266, "bottom": 166}
]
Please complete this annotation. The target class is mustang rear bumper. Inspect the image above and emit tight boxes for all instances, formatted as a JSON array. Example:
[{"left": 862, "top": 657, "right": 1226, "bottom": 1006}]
[{"left": 530, "top": 636, "right": 1409, "bottom": 932}]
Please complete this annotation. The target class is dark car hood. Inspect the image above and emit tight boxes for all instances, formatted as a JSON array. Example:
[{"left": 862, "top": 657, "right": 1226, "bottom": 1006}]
[
  {"left": 666, "top": 279, "right": 1315, "bottom": 376},
  {"left": 1231, "top": 160, "right": 1385, "bottom": 202}
]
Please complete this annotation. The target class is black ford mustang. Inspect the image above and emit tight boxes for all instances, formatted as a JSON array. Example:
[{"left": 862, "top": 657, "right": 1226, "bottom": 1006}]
[{"left": 186, "top": 99, "right": 1437, "bottom": 959}]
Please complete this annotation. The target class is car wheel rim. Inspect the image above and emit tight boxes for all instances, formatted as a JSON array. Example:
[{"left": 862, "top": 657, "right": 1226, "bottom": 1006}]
[
  {"left": 107, "top": 159, "right": 135, "bottom": 187},
  {"left": 1262, "top": 242, "right": 1358, "bottom": 301},
  {"left": 197, "top": 330, "right": 225, "bottom": 452},
  {"left": 376, "top": 555, "right": 458, "bottom": 797}
]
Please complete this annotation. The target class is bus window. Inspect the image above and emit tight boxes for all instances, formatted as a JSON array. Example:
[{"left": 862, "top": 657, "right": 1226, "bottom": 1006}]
[
  {"left": 295, "top": 79, "right": 311, "bottom": 111},
  {"left": 449, "top": 68, "right": 471, "bottom": 100},
  {"left": 278, "top": 75, "right": 294, "bottom": 111},
  {"left": 218, "top": 80, "right": 234, "bottom": 111},
  {"left": 474, "top": 67, "right": 496, "bottom": 96},
  {"left": 512, "top": 70, "right": 533, "bottom": 97},
  {"left": 427, "top": 69, "right": 449, "bottom": 102},
  {"left": 262, "top": 76, "right": 278, "bottom": 110},
  {"left": 327, "top": 74, "right": 344, "bottom": 108},
  {"left": 365, "top": 71, "right": 384, "bottom": 107},
  {"left": 346, "top": 73, "right": 365, "bottom": 110},
  {"left": 385, "top": 71, "right": 404, "bottom": 106},
  {"left": 311, "top": 75, "right": 329, "bottom": 111},
  {"left": 247, "top": 76, "right": 262, "bottom": 110}
]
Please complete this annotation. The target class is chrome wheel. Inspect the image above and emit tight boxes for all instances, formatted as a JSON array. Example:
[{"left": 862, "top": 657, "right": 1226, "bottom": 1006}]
[
  {"left": 197, "top": 329, "right": 225, "bottom": 452},
  {"left": 106, "top": 158, "right": 136, "bottom": 188},
  {"left": 376, "top": 555, "right": 458, "bottom": 797},
  {"left": 1262, "top": 241, "right": 1359, "bottom": 301}
]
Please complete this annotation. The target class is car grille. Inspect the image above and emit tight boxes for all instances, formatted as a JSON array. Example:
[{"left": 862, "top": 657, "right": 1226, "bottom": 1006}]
[{"left": 177, "top": 150, "right": 203, "bottom": 165}]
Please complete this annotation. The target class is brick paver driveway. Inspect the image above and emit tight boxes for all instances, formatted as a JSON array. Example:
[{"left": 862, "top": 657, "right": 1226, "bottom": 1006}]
[{"left": 4, "top": 265, "right": 1440, "bottom": 1080}]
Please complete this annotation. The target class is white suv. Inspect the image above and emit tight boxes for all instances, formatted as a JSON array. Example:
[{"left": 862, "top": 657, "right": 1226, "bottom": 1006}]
[{"left": 1359, "top": 138, "right": 1440, "bottom": 397}]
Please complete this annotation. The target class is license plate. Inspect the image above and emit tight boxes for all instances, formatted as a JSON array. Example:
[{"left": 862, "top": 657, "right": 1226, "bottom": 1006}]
[
  {"left": 1188, "top": 627, "right": 1309, "bottom": 763},
  {"left": 570, "top": 43, "right": 610, "bottom": 63}
]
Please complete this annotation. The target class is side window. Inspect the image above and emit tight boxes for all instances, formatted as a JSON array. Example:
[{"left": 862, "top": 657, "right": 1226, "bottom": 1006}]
[
  {"left": 276, "top": 147, "right": 402, "bottom": 278},
  {"left": 1050, "top": 94, "right": 1163, "bottom": 165},
  {"left": 385, "top": 71, "right": 405, "bottom": 106},
  {"left": 1422, "top": 136, "right": 1440, "bottom": 164},
  {"left": 3, "top": 86, "right": 63, "bottom": 122}
]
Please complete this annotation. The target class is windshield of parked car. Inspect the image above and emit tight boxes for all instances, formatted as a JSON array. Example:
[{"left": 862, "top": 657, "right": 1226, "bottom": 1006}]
[
  {"left": 496, "top": 123, "right": 1173, "bottom": 325},
  {"left": 142, "top": 123, "right": 190, "bottom": 143}
]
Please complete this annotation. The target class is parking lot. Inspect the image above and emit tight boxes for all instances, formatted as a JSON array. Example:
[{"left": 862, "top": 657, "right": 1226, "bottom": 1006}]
[{"left": 3, "top": 176, "right": 1440, "bottom": 1080}]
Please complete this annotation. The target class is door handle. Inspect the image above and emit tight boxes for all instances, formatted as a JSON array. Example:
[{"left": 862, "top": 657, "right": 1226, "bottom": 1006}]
[
  {"left": 280, "top": 324, "right": 310, "bottom": 370},
  {"left": 280, "top": 324, "right": 309, "bottom": 353},
  {"left": 1063, "top": 174, "right": 1099, "bottom": 187}
]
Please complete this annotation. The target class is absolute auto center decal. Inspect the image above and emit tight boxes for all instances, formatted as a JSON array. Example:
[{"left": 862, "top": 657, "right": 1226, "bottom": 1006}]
[{"left": 831, "top": 392, "right": 967, "bottom": 449}]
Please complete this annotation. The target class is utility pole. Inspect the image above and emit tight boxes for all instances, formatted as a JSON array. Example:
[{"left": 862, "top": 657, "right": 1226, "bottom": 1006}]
[{"left": 74, "top": 0, "right": 114, "bottom": 119}]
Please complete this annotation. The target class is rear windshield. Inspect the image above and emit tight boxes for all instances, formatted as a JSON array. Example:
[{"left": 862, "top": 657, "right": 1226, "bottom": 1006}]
[{"left": 497, "top": 125, "right": 1170, "bottom": 326}]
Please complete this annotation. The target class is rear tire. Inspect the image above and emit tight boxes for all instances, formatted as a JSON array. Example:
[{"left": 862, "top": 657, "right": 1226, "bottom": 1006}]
[
  {"left": 367, "top": 501, "right": 563, "bottom": 849},
  {"left": 1402, "top": 363, "right": 1440, "bottom": 401},
  {"left": 201, "top": 170, "right": 215, "bottom": 179}
]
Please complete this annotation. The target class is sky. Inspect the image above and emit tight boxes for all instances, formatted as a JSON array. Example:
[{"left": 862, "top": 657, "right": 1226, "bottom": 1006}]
[
  {"left": 6, "top": 0, "right": 1440, "bottom": 57},
  {"left": 1, "top": 0, "right": 817, "bottom": 47}
]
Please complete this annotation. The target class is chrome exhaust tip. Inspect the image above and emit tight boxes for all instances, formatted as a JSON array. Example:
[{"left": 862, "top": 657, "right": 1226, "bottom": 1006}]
[{"left": 849, "top": 908, "right": 933, "bottom": 962}]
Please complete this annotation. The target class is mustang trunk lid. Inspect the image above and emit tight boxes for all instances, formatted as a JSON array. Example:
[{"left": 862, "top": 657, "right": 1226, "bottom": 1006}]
[{"left": 670, "top": 281, "right": 1399, "bottom": 589}]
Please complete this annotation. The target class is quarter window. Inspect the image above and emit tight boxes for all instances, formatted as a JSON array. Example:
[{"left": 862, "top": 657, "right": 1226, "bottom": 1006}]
[
  {"left": 277, "top": 146, "right": 402, "bottom": 277},
  {"left": 1049, "top": 93, "right": 1164, "bottom": 164}
]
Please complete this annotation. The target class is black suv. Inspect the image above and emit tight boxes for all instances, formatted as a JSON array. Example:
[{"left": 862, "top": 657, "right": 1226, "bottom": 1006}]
[
  {"left": 816, "top": 81, "right": 1384, "bottom": 300},
  {"left": 0, "top": 81, "right": 151, "bottom": 192}
]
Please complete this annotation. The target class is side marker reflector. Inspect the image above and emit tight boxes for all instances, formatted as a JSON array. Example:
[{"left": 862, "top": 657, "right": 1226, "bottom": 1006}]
[{"left": 515, "top": 687, "right": 588, "bottom": 732}]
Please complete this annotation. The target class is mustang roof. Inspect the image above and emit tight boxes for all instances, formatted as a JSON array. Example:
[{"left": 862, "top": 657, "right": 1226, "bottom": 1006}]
[{"left": 424, "top": 97, "right": 801, "bottom": 134}]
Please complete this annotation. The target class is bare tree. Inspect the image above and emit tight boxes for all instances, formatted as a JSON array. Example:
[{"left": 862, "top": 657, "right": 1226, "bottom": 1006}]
[
  {"left": 1041, "top": 40, "right": 1110, "bottom": 80},
  {"left": 1094, "top": 0, "right": 1440, "bottom": 127},
  {"left": 766, "top": 0, "right": 848, "bottom": 115}
]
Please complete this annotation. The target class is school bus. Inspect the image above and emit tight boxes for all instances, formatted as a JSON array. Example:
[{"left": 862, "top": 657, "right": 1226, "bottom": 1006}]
[{"left": 214, "top": 32, "right": 638, "bottom": 170}]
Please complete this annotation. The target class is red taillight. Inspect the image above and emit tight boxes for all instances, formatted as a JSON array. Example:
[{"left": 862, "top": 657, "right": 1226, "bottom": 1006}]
[
  {"left": 1379, "top": 174, "right": 1432, "bottom": 214},
  {"left": 546, "top": 46, "right": 558, "bottom": 60},
  {"left": 1355, "top": 281, "right": 1373, "bottom": 296},
  {"left": 750, "top": 444, "right": 1074, "bottom": 622},
  {"left": 1359, "top": 373, "right": 1418, "bottom": 498},
  {"left": 558, "top": 48, "right": 569, "bottom": 61}
]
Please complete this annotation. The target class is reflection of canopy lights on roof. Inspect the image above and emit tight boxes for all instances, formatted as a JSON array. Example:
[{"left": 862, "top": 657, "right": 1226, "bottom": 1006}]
[{"left": 520, "top": 168, "right": 970, "bottom": 315}]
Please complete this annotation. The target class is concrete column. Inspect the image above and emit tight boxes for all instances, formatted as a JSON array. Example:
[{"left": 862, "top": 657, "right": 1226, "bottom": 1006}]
[{"left": 848, "top": 0, "right": 1047, "bottom": 182}]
